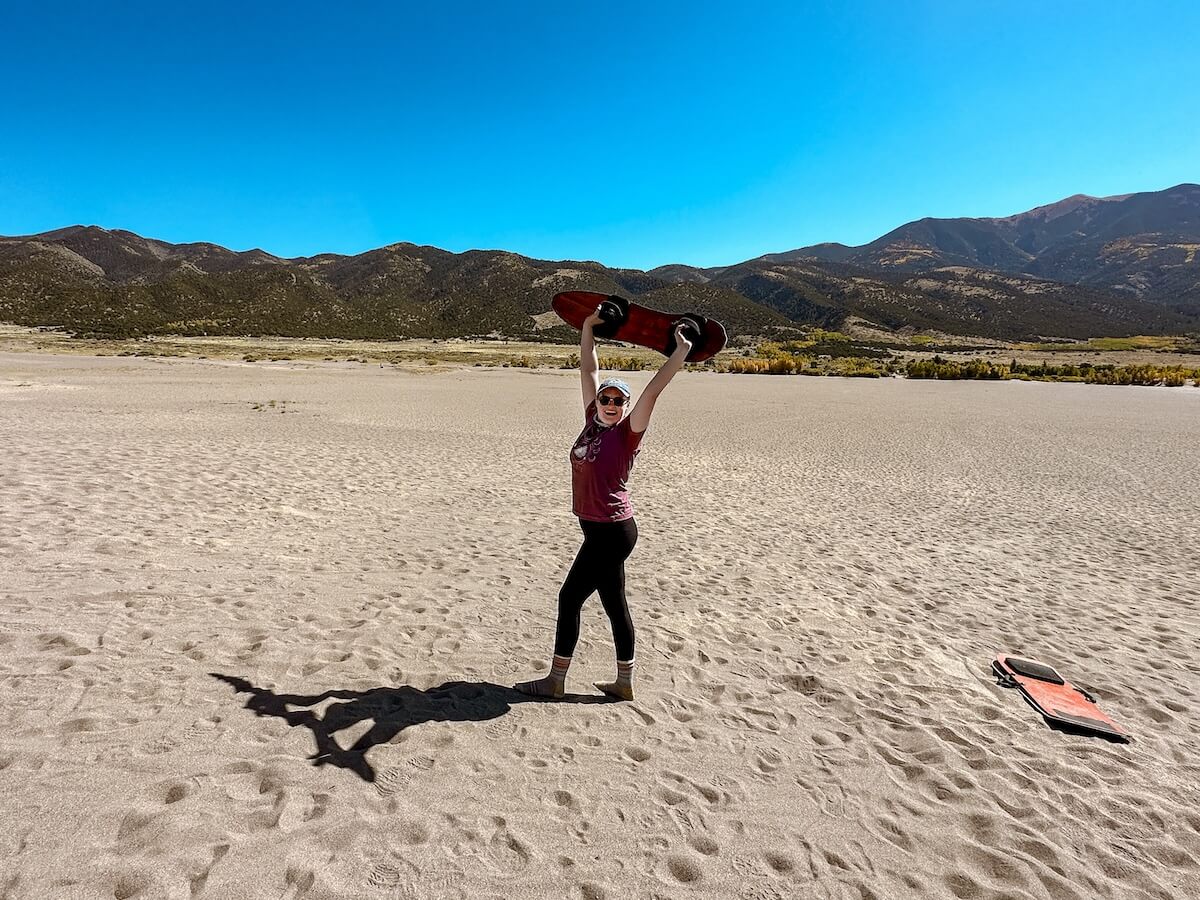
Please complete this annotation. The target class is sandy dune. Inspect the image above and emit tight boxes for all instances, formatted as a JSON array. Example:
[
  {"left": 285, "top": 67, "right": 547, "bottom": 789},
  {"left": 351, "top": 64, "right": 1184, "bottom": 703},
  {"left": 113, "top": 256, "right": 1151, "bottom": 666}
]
[{"left": 1, "top": 352, "right": 1198, "bottom": 899}]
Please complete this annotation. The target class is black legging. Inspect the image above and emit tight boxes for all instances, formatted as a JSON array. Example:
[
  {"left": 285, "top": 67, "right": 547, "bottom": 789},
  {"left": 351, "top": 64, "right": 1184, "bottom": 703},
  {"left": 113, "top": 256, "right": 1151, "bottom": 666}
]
[{"left": 554, "top": 517, "right": 638, "bottom": 661}]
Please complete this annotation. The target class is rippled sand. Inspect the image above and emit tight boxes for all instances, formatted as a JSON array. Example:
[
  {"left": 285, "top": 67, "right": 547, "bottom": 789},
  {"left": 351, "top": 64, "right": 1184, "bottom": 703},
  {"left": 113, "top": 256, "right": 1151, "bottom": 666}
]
[{"left": 2, "top": 352, "right": 1198, "bottom": 899}]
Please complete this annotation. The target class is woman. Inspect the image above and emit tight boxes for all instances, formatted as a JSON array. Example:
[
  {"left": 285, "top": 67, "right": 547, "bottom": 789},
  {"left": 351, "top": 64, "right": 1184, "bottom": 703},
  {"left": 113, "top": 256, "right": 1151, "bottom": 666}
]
[{"left": 515, "top": 310, "right": 693, "bottom": 701}]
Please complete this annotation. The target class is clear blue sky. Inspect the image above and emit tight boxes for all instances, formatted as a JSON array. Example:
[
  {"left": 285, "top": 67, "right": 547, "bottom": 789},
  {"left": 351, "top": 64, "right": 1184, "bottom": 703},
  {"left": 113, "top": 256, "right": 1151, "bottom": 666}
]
[{"left": 2, "top": 1, "right": 1197, "bottom": 269}]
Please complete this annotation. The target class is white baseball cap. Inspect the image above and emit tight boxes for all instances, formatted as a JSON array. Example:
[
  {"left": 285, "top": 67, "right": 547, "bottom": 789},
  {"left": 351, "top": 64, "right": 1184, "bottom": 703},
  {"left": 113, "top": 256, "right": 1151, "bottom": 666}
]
[{"left": 597, "top": 377, "right": 631, "bottom": 398}]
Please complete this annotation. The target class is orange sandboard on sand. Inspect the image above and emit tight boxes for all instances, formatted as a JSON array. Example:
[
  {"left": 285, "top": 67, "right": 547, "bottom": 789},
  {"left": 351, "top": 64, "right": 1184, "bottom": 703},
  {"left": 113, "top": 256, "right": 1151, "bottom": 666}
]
[
  {"left": 992, "top": 654, "right": 1130, "bottom": 742},
  {"left": 551, "top": 291, "right": 727, "bottom": 362}
]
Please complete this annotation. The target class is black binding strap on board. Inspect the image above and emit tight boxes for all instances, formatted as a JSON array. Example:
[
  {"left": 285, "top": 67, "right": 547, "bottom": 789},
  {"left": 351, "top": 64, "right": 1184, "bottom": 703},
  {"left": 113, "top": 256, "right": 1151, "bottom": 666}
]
[
  {"left": 991, "top": 660, "right": 1016, "bottom": 686},
  {"left": 593, "top": 295, "right": 629, "bottom": 339}
]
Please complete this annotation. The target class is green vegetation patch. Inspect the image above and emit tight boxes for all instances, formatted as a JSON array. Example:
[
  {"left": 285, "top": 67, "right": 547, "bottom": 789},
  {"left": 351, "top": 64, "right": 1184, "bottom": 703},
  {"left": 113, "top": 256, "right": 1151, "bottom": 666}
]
[
  {"left": 719, "top": 341, "right": 1200, "bottom": 386},
  {"left": 908, "top": 356, "right": 1200, "bottom": 386},
  {"left": 1087, "top": 335, "right": 1180, "bottom": 351}
]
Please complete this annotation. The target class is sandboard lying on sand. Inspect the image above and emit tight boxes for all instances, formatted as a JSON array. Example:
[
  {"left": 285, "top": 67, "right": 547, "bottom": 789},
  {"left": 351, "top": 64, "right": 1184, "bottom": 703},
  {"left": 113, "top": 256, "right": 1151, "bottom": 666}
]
[
  {"left": 551, "top": 290, "right": 727, "bottom": 362},
  {"left": 992, "top": 654, "right": 1130, "bottom": 741}
]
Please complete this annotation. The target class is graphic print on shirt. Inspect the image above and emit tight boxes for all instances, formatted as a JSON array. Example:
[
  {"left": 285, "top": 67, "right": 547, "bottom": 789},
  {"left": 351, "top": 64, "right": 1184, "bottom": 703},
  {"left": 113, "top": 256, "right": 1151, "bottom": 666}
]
[{"left": 572, "top": 417, "right": 607, "bottom": 463}]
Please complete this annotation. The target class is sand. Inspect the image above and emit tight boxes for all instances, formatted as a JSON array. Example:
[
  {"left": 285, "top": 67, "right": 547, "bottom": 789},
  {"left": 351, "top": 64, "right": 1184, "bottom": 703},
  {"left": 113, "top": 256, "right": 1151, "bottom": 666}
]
[{"left": 1, "top": 351, "right": 1198, "bottom": 900}]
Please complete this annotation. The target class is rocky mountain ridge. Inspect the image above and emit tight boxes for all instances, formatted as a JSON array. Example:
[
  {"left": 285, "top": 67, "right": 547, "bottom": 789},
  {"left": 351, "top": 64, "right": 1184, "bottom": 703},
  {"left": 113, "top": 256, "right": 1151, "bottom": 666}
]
[{"left": 2, "top": 184, "right": 1197, "bottom": 341}]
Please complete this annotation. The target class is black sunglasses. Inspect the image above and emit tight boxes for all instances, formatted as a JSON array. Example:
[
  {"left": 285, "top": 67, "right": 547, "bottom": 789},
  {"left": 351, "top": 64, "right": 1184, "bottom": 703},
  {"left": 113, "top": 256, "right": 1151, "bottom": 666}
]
[{"left": 597, "top": 395, "right": 627, "bottom": 407}]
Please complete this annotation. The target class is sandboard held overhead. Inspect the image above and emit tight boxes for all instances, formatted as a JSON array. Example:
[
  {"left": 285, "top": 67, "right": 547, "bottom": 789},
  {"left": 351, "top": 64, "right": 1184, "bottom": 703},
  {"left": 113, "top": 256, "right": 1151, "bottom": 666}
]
[
  {"left": 552, "top": 291, "right": 728, "bottom": 362},
  {"left": 992, "top": 654, "right": 1131, "bottom": 742}
]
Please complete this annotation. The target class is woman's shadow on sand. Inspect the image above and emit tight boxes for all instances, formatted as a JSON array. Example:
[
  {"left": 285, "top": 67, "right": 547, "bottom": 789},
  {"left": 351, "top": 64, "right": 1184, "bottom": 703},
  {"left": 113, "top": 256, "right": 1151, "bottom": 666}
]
[{"left": 210, "top": 673, "right": 610, "bottom": 782}]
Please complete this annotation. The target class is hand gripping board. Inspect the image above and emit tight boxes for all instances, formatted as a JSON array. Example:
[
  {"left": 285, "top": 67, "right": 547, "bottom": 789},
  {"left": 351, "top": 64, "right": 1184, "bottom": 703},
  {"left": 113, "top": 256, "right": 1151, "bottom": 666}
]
[
  {"left": 992, "top": 654, "right": 1130, "bottom": 741},
  {"left": 551, "top": 291, "right": 727, "bottom": 362}
]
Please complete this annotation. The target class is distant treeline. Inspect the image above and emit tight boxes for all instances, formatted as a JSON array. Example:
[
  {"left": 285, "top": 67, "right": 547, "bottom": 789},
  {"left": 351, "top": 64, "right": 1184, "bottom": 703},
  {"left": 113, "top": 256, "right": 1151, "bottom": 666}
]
[
  {"left": 906, "top": 357, "right": 1200, "bottom": 386},
  {"left": 707, "top": 345, "right": 1200, "bottom": 387}
]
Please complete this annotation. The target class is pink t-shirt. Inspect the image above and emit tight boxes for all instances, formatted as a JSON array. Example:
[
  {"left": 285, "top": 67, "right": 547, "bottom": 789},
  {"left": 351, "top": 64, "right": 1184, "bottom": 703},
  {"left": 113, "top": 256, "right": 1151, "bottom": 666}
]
[{"left": 571, "top": 400, "right": 645, "bottom": 522}]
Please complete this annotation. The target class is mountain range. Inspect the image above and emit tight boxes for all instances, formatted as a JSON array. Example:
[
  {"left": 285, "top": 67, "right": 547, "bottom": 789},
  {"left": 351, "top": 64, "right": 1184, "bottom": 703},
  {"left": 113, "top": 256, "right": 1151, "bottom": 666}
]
[{"left": 2, "top": 184, "right": 1197, "bottom": 342}]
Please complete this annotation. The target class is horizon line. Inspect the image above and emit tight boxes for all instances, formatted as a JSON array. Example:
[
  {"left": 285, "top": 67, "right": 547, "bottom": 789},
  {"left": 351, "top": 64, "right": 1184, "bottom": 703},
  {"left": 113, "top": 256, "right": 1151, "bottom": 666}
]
[{"left": 4, "top": 181, "right": 1196, "bottom": 273}]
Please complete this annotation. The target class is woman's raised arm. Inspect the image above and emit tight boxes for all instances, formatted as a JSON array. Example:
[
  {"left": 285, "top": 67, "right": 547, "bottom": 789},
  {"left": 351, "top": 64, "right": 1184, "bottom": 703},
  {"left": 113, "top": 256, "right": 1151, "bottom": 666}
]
[
  {"left": 629, "top": 324, "right": 692, "bottom": 434},
  {"left": 580, "top": 311, "right": 602, "bottom": 412}
]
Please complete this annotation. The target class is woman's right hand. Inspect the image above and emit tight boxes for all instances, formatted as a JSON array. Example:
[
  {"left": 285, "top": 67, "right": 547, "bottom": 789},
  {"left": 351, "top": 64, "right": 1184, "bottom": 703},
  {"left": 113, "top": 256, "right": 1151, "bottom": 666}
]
[{"left": 583, "top": 310, "right": 604, "bottom": 329}]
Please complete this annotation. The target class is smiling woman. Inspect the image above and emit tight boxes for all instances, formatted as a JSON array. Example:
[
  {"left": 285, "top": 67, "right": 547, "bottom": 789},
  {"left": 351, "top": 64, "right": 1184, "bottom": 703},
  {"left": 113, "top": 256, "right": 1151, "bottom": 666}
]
[{"left": 514, "top": 311, "right": 695, "bottom": 702}]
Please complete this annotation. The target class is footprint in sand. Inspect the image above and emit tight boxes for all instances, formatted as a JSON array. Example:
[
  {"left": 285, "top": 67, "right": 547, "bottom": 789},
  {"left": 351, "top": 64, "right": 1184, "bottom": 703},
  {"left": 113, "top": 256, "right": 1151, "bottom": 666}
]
[
  {"left": 739, "top": 884, "right": 785, "bottom": 900},
  {"left": 753, "top": 747, "right": 785, "bottom": 775},
  {"left": 731, "top": 854, "right": 769, "bottom": 877},
  {"left": 277, "top": 793, "right": 331, "bottom": 831},
  {"left": 662, "top": 852, "right": 704, "bottom": 884},
  {"left": 485, "top": 817, "right": 533, "bottom": 873},
  {"left": 279, "top": 863, "right": 315, "bottom": 899},
  {"left": 139, "top": 735, "right": 178, "bottom": 755},
  {"left": 762, "top": 850, "right": 797, "bottom": 876},
  {"left": 546, "top": 790, "right": 581, "bottom": 813},
  {"left": 374, "top": 767, "right": 414, "bottom": 797},
  {"left": 484, "top": 719, "right": 517, "bottom": 739},
  {"left": 366, "top": 862, "right": 401, "bottom": 888},
  {"left": 686, "top": 833, "right": 719, "bottom": 856},
  {"left": 187, "top": 843, "right": 230, "bottom": 897},
  {"left": 374, "top": 756, "right": 435, "bottom": 797}
]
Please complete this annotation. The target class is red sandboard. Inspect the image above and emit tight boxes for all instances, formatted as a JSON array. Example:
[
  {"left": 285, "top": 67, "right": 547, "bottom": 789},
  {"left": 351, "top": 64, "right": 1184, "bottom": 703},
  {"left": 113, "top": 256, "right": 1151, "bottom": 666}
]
[
  {"left": 992, "top": 654, "right": 1130, "bottom": 741},
  {"left": 551, "top": 291, "right": 727, "bottom": 363}
]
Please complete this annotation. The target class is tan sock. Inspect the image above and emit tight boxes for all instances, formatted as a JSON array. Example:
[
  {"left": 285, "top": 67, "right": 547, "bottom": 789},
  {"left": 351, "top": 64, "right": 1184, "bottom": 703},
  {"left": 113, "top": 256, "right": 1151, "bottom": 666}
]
[
  {"left": 515, "top": 654, "right": 571, "bottom": 699},
  {"left": 595, "top": 658, "right": 635, "bottom": 701}
]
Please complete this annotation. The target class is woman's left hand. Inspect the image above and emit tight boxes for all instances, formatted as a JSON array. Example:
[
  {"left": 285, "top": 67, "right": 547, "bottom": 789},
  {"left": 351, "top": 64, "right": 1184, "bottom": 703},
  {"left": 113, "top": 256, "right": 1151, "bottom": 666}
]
[{"left": 673, "top": 323, "right": 694, "bottom": 354}]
